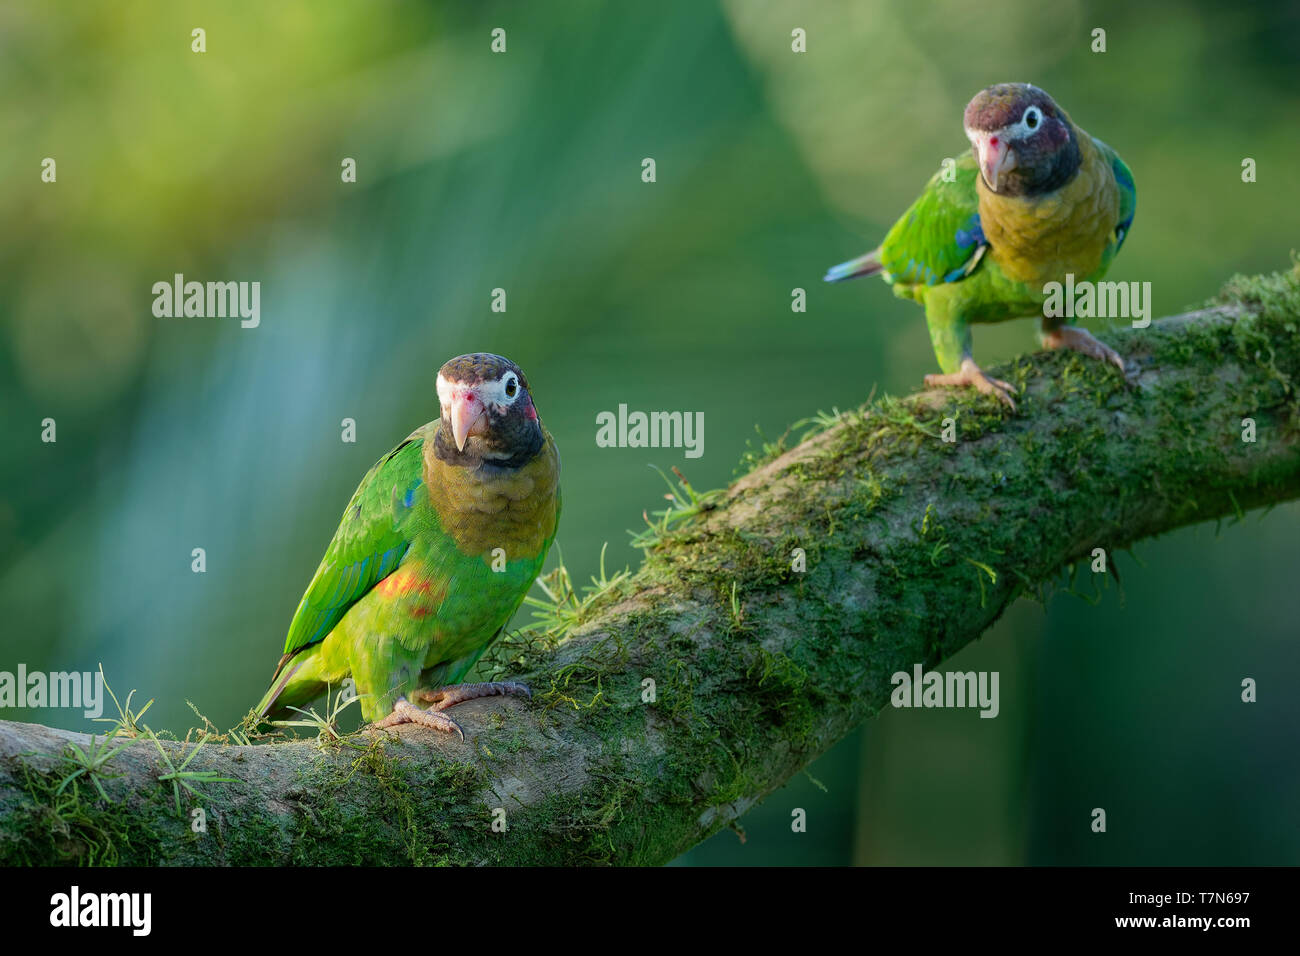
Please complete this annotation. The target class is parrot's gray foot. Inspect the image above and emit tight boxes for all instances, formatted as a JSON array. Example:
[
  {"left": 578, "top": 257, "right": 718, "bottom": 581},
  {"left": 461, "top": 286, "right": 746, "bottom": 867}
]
[
  {"left": 369, "top": 696, "right": 466, "bottom": 740},
  {"left": 415, "top": 681, "right": 531, "bottom": 710},
  {"left": 925, "top": 358, "right": 1017, "bottom": 411},
  {"left": 1042, "top": 325, "right": 1125, "bottom": 373},
  {"left": 368, "top": 683, "right": 531, "bottom": 741}
]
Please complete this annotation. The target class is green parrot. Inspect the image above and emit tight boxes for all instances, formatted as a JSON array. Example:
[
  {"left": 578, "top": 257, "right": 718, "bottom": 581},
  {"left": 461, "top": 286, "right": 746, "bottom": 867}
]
[
  {"left": 252, "top": 353, "right": 561, "bottom": 737},
  {"left": 825, "top": 82, "right": 1136, "bottom": 410}
]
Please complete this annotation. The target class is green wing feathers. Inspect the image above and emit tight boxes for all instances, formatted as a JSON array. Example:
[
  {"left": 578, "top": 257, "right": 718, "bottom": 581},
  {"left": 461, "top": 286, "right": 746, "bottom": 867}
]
[
  {"left": 1098, "top": 138, "right": 1136, "bottom": 250},
  {"left": 878, "top": 153, "right": 986, "bottom": 290},
  {"left": 278, "top": 432, "right": 425, "bottom": 667}
]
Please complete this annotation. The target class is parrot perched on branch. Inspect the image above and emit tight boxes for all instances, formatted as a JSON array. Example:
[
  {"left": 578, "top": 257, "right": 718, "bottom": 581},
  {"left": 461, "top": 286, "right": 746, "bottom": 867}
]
[
  {"left": 253, "top": 353, "right": 561, "bottom": 737},
  {"left": 825, "top": 83, "right": 1136, "bottom": 410}
]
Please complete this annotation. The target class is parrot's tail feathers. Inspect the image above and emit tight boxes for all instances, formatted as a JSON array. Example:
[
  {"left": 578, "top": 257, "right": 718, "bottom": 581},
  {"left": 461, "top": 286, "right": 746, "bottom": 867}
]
[
  {"left": 254, "top": 653, "right": 305, "bottom": 720},
  {"left": 271, "top": 651, "right": 295, "bottom": 683},
  {"left": 824, "top": 249, "right": 884, "bottom": 283}
]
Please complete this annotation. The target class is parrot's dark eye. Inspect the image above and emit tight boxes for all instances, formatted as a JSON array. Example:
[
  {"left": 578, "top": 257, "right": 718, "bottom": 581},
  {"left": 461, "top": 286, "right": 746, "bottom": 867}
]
[
  {"left": 1023, "top": 106, "right": 1041, "bottom": 131},
  {"left": 503, "top": 374, "right": 519, "bottom": 400}
]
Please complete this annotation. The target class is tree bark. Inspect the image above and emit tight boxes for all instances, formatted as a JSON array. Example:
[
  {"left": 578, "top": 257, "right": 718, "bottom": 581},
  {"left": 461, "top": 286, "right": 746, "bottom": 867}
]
[{"left": 3, "top": 268, "right": 1298, "bottom": 866}]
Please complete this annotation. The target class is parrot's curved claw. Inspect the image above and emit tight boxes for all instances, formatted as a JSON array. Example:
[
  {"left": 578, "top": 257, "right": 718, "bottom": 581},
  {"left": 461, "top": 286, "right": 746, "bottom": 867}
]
[
  {"left": 368, "top": 696, "right": 465, "bottom": 740},
  {"left": 366, "top": 683, "right": 530, "bottom": 741},
  {"left": 924, "top": 358, "right": 1018, "bottom": 411}
]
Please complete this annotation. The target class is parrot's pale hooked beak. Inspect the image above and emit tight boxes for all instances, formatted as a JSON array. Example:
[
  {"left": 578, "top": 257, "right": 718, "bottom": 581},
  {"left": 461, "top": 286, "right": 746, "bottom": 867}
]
[
  {"left": 972, "top": 132, "right": 1017, "bottom": 193},
  {"left": 448, "top": 388, "right": 489, "bottom": 451}
]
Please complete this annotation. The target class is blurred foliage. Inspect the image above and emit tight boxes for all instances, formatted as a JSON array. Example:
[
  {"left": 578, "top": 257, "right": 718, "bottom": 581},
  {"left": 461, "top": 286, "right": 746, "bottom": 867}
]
[{"left": 1, "top": 0, "right": 1296, "bottom": 865}]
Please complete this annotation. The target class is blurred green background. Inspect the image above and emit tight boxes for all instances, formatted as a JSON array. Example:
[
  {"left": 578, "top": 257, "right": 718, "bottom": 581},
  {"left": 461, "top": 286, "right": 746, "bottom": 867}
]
[{"left": 1, "top": 0, "right": 1297, "bottom": 865}]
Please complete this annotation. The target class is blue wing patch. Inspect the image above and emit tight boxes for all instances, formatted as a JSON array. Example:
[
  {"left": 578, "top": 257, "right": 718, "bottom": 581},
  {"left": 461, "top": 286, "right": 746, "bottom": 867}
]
[{"left": 942, "top": 214, "right": 987, "bottom": 283}]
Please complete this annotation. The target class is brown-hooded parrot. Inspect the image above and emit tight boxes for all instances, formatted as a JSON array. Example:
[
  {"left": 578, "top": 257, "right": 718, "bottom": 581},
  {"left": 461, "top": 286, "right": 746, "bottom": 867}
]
[
  {"left": 252, "top": 353, "right": 561, "bottom": 738},
  {"left": 825, "top": 82, "right": 1136, "bottom": 410}
]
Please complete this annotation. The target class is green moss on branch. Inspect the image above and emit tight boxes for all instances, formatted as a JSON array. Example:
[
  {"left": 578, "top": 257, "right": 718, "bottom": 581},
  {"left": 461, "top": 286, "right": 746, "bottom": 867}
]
[{"left": 2, "top": 266, "right": 1299, "bottom": 866}]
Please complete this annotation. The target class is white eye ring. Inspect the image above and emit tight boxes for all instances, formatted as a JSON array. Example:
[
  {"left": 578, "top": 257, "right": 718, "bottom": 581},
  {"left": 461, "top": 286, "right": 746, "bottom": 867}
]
[
  {"left": 1022, "top": 106, "right": 1042, "bottom": 131},
  {"left": 501, "top": 372, "right": 520, "bottom": 403}
]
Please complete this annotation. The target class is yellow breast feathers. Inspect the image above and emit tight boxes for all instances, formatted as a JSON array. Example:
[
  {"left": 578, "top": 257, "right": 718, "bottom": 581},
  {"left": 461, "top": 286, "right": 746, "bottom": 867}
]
[
  {"left": 978, "top": 131, "right": 1119, "bottom": 288},
  {"left": 423, "top": 429, "right": 560, "bottom": 558}
]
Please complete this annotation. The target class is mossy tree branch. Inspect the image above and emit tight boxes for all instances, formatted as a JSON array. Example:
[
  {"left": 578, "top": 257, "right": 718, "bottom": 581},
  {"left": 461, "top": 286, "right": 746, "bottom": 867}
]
[{"left": 3, "top": 269, "right": 1299, "bottom": 866}]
